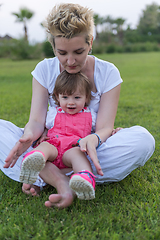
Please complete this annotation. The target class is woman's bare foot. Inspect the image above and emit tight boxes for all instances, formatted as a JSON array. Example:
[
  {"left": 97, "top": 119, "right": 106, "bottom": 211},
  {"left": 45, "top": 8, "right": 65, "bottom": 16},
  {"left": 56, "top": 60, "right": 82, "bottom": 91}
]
[
  {"left": 40, "top": 162, "right": 76, "bottom": 209},
  {"left": 45, "top": 192, "right": 74, "bottom": 209},
  {"left": 22, "top": 183, "right": 40, "bottom": 196}
]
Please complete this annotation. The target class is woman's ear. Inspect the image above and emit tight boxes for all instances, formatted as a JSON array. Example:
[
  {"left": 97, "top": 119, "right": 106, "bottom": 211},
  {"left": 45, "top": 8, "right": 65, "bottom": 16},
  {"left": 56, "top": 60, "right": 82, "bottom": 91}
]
[
  {"left": 88, "top": 37, "right": 93, "bottom": 54},
  {"left": 91, "top": 36, "right": 93, "bottom": 47}
]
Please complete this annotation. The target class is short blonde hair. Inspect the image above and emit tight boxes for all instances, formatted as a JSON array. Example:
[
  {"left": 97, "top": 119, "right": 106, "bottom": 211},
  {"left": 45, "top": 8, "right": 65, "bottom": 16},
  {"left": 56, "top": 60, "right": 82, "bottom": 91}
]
[
  {"left": 43, "top": 3, "right": 94, "bottom": 50},
  {"left": 53, "top": 70, "right": 92, "bottom": 106}
]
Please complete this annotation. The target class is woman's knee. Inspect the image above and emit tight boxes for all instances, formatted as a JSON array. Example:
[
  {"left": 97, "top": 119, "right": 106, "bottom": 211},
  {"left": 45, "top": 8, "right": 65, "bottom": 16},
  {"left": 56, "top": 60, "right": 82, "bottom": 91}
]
[{"left": 130, "top": 126, "right": 155, "bottom": 165}]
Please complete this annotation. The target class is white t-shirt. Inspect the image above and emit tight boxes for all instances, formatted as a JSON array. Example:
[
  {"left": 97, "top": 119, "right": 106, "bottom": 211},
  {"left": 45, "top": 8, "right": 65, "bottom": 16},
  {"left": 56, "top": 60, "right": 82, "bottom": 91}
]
[{"left": 31, "top": 56, "right": 123, "bottom": 129}]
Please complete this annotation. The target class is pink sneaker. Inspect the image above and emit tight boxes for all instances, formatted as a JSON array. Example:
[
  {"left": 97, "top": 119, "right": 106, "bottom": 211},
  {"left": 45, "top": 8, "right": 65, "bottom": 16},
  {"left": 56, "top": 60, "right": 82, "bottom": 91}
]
[
  {"left": 69, "top": 170, "right": 96, "bottom": 200},
  {"left": 19, "top": 150, "right": 45, "bottom": 184}
]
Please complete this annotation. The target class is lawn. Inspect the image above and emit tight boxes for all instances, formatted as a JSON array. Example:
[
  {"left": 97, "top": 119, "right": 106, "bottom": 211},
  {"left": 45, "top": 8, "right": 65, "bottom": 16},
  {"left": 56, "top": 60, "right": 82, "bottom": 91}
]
[{"left": 0, "top": 52, "right": 160, "bottom": 240}]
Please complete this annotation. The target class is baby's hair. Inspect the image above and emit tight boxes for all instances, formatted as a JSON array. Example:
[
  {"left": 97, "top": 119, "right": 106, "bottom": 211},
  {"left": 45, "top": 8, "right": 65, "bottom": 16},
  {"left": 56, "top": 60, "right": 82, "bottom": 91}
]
[
  {"left": 53, "top": 70, "right": 92, "bottom": 106},
  {"left": 43, "top": 3, "right": 94, "bottom": 50}
]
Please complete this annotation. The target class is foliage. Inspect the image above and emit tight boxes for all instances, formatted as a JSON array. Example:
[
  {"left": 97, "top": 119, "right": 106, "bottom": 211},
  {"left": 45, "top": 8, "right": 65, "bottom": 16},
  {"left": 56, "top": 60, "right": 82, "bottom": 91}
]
[
  {"left": 0, "top": 38, "right": 44, "bottom": 59},
  {"left": 0, "top": 52, "right": 159, "bottom": 239},
  {"left": 1, "top": 2, "right": 159, "bottom": 59},
  {"left": 42, "top": 41, "right": 55, "bottom": 58},
  {"left": 0, "top": 38, "right": 56, "bottom": 59},
  {"left": 92, "top": 41, "right": 160, "bottom": 54},
  {"left": 93, "top": 14, "right": 104, "bottom": 39},
  {"left": 137, "top": 2, "right": 160, "bottom": 35},
  {"left": 1, "top": 2, "right": 160, "bottom": 59},
  {"left": 12, "top": 7, "right": 34, "bottom": 41},
  {"left": 93, "top": 3, "right": 160, "bottom": 50}
]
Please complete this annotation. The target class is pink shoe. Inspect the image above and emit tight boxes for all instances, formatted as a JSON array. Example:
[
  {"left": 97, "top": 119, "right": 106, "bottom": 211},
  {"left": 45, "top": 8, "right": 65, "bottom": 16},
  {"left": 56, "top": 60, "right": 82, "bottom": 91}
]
[
  {"left": 19, "top": 150, "right": 45, "bottom": 184},
  {"left": 69, "top": 170, "right": 96, "bottom": 200}
]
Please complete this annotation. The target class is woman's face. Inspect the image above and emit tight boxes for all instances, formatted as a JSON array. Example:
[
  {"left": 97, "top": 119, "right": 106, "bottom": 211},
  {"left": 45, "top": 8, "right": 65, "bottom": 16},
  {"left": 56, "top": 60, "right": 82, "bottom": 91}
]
[{"left": 54, "top": 35, "right": 91, "bottom": 74}]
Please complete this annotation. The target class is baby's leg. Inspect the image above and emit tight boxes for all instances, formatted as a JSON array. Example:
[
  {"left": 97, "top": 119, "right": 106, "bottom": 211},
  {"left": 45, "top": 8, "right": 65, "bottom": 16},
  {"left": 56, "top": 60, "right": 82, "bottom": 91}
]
[
  {"left": 34, "top": 141, "right": 58, "bottom": 162},
  {"left": 19, "top": 142, "right": 58, "bottom": 184},
  {"left": 62, "top": 147, "right": 96, "bottom": 200},
  {"left": 62, "top": 147, "right": 91, "bottom": 173}
]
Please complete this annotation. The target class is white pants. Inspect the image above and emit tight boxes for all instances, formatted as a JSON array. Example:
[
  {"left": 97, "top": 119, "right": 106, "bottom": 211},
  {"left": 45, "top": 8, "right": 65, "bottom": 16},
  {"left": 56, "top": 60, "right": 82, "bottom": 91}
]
[{"left": 0, "top": 119, "right": 155, "bottom": 186}]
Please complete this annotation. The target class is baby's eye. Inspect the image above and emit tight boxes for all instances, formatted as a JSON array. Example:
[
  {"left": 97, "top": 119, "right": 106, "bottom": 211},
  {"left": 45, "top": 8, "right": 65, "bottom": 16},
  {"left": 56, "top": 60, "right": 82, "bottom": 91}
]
[
  {"left": 62, "top": 96, "right": 68, "bottom": 99},
  {"left": 75, "top": 96, "right": 81, "bottom": 99}
]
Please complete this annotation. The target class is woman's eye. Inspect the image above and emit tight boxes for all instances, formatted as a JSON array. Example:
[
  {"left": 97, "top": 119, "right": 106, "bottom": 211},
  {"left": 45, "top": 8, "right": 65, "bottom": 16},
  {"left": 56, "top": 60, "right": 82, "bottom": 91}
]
[
  {"left": 75, "top": 50, "right": 84, "bottom": 54},
  {"left": 58, "top": 51, "right": 66, "bottom": 55},
  {"left": 59, "top": 53, "right": 66, "bottom": 55}
]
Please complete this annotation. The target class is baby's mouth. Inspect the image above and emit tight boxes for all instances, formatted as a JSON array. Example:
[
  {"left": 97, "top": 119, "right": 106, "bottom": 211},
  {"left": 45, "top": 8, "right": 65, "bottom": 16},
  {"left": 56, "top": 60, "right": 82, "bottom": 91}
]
[{"left": 68, "top": 107, "right": 76, "bottom": 109}]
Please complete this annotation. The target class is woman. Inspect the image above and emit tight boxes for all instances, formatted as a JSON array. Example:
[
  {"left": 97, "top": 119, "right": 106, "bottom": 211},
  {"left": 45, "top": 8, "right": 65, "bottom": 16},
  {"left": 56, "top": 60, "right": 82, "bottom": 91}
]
[{"left": 0, "top": 3, "right": 155, "bottom": 208}]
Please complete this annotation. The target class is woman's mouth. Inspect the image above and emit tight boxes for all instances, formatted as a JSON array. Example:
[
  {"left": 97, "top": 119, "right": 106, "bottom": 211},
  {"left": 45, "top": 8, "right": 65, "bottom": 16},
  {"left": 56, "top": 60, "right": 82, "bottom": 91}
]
[{"left": 68, "top": 66, "right": 77, "bottom": 69}]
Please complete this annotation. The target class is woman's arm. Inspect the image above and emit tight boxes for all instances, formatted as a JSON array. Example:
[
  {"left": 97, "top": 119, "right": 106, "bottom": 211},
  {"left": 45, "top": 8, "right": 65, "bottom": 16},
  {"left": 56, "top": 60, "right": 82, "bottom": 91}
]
[
  {"left": 4, "top": 78, "right": 49, "bottom": 168},
  {"left": 25, "top": 77, "right": 49, "bottom": 139},
  {"left": 79, "top": 84, "right": 121, "bottom": 175},
  {"left": 95, "top": 84, "right": 121, "bottom": 141}
]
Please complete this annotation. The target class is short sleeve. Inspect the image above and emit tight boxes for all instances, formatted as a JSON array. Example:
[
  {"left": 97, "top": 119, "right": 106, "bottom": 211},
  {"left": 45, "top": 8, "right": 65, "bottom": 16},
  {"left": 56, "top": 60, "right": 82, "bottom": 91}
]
[
  {"left": 31, "top": 59, "right": 49, "bottom": 89},
  {"left": 94, "top": 57, "right": 123, "bottom": 94},
  {"left": 31, "top": 58, "right": 60, "bottom": 94}
]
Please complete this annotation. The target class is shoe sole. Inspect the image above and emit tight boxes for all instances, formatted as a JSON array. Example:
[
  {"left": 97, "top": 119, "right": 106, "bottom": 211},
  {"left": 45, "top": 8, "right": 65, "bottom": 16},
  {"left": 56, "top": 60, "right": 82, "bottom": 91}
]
[
  {"left": 19, "top": 152, "right": 45, "bottom": 184},
  {"left": 69, "top": 175, "right": 95, "bottom": 200}
]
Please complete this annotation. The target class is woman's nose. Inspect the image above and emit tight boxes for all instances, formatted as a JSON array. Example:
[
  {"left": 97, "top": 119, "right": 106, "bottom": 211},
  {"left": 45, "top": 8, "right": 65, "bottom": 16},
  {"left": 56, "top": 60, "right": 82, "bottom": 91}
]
[{"left": 67, "top": 55, "right": 75, "bottom": 65}]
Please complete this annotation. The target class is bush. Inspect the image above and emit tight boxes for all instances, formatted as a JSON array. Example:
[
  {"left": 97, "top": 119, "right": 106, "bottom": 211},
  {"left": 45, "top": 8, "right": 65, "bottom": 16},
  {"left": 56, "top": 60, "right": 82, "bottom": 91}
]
[
  {"left": 92, "top": 44, "right": 105, "bottom": 54},
  {"left": 124, "top": 42, "right": 160, "bottom": 53},
  {"left": 42, "top": 41, "right": 54, "bottom": 58},
  {"left": 116, "top": 45, "right": 124, "bottom": 53},
  {"left": 106, "top": 44, "right": 116, "bottom": 53},
  {"left": 0, "top": 38, "right": 43, "bottom": 59},
  {"left": 11, "top": 39, "right": 31, "bottom": 59},
  {"left": 0, "top": 39, "right": 13, "bottom": 58}
]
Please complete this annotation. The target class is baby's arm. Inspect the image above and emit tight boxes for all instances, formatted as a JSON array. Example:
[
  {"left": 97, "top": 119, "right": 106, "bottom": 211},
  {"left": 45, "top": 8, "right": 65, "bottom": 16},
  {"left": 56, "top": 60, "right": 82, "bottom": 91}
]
[{"left": 33, "top": 128, "right": 50, "bottom": 147}]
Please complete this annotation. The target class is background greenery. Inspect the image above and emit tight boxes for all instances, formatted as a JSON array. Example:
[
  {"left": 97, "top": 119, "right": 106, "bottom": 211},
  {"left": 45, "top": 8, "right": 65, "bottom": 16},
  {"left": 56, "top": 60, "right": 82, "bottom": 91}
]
[
  {"left": 0, "top": 52, "right": 159, "bottom": 239},
  {"left": 0, "top": 2, "right": 160, "bottom": 58}
]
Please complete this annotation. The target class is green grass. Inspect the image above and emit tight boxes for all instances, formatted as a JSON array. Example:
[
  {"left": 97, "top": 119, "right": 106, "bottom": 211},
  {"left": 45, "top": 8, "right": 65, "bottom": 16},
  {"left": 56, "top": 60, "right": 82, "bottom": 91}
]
[{"left": 0, "top": 53, "right": 160, "bottom": 239}]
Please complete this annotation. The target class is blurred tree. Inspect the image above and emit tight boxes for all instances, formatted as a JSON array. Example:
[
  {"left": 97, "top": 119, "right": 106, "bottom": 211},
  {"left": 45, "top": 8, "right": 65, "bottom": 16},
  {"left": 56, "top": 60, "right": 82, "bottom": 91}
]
[
  {"left": 104, "top": 16, "right": 114, "bottom": 32},
  {"left": 94, "top": 13, "right": 104, "bottom": 39},
  {"left": 12, "top": 8, "right": 34, "bottom": 41},
  {"left": 103, "top": 15, "right": 114, "bottom": 43},
  {"left": 137, "top": 3, "right": 160, "bottom": 34},
  {"left": 114, "top": 18, "right": 126, "bottom": 44}
]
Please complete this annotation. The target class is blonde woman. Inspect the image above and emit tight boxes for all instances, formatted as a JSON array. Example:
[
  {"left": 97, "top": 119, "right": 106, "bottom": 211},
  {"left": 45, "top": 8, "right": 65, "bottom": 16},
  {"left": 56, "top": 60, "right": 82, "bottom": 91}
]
[{"left": 1, "top": 3, "right": 155, "bottom": 208}]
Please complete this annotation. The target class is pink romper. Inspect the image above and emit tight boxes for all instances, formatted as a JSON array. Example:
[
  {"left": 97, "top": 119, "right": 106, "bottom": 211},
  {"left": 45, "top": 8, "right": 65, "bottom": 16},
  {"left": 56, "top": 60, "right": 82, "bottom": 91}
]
[{"left": 46, "top": 107, "right": 92, "bottom": 169}]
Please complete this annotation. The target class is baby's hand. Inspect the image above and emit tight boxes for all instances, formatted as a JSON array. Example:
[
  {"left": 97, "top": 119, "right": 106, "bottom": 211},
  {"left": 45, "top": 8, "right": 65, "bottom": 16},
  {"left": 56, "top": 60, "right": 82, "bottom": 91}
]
[{"left": 33, "top": 128, "right": 50, "bottom": 147}]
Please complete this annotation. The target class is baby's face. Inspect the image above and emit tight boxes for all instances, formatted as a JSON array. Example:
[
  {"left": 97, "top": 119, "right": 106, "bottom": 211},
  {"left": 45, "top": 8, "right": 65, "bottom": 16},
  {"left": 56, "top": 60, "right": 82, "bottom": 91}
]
[{"left": 58, "top": 90, "right": 87, "bottom": 114}]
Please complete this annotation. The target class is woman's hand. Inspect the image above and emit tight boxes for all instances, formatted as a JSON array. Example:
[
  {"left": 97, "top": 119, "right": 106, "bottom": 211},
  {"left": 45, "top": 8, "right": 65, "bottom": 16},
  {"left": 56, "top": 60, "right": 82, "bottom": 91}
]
[
  {"left": 78, "top": 134, "right": 103, "bottom": 176},
  {"left": 111, "top": 127, "right": 123, "bottom": 135},
  {"left": 4, "top": 131, "right": 34, "bottom": 168},
  {"left": 4, "top": 78, "right": 49, "bottom": 169}
]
